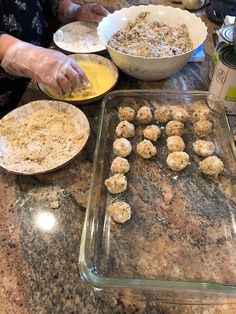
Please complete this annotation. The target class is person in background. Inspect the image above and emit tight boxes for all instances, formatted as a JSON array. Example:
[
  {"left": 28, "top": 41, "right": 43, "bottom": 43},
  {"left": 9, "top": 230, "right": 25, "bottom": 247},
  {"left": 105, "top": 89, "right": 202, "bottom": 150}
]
[{"left": 0, "top": 0, "right": 108, "bottom": 116}]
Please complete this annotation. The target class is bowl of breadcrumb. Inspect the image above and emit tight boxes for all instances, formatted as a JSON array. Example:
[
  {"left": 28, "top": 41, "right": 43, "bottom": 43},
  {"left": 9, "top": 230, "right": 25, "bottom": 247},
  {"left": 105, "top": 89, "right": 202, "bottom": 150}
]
[{"left": 97, "top": 5, "right": 207, "bottom": 80}]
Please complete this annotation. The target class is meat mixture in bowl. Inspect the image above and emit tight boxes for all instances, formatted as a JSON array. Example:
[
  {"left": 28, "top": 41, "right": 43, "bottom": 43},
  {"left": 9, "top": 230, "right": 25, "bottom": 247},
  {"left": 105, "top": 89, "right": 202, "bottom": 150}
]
[{"left": 108, "top": 12, "right": 193, "bottom": 58}]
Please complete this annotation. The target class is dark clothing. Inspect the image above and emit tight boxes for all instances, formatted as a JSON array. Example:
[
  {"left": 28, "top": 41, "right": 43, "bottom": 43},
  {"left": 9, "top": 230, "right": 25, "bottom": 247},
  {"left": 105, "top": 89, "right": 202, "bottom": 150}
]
[{"left": 0, "top": 0, "right": 60, "bottom": 116}]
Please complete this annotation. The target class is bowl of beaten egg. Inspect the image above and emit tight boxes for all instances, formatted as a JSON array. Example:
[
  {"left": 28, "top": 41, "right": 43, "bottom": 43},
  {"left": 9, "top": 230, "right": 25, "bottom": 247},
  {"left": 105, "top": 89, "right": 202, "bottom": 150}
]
[
  {"left": 97, "top": 5, "right": 207, "bottom": 80},
  {"left": 38, "top": 54, "right": 119, "bottom": 104}
]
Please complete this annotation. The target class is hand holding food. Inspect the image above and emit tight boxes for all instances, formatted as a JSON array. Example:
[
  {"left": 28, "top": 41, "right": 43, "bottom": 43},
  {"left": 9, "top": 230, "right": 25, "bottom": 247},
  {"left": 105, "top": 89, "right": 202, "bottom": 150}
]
[
  {"left": 75, "top": 4, "right": 108, "bottom": 23},
  {"left": 1, "top": 41, "right": 89, "bottom": 95}
]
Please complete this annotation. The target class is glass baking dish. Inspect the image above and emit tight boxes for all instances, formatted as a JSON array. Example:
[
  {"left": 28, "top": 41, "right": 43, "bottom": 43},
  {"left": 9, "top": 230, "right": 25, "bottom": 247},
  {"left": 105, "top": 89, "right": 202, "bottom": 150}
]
[{"left": 79, "top": 90, "right": 236, "bottom": 304}]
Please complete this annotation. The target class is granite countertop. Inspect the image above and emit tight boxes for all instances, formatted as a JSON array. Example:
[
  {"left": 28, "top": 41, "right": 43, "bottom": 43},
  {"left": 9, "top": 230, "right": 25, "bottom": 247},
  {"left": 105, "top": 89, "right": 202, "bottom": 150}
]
[{"left": 1, "top": 1, "right": 236, "bottom": 313}]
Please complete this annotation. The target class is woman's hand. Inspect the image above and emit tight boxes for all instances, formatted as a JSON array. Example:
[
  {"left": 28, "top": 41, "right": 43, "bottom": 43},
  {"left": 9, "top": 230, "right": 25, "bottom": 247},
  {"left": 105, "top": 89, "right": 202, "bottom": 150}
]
[
  {"left": 58, "top": 1, "right": 109, "bottom": 24},
  {"left": 1, "top": 41, "right": 89, "bottom": 95},
  {"left": 75, "top": 4, "right": 108, "bottom": 23}
]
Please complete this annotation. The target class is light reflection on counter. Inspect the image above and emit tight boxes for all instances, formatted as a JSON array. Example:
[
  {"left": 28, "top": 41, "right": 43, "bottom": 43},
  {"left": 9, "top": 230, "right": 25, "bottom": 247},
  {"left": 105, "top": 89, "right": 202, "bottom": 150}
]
[
  {"left": 231, "top": 212, "right": 236, "bottom": 235},
  {"left": 35, "top": 211, "right": 57, "bottom": 232}
]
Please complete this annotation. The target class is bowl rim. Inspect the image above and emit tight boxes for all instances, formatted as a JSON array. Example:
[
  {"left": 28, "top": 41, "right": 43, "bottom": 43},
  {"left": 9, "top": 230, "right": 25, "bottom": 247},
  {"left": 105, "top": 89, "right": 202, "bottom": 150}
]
[{"left": 97, "top": 4, "right": 208, "bottom": 60}]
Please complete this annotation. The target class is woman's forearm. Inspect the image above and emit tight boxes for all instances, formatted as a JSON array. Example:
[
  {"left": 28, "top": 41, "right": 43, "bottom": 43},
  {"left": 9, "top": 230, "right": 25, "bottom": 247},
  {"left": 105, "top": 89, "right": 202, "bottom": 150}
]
[{"left": 0, "top": 34, "right": 19, "bottom": 61}]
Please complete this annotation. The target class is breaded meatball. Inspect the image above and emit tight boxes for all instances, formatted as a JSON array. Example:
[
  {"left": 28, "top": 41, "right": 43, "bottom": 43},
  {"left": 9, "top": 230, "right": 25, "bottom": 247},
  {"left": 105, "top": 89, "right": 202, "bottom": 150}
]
[
  {"left": 193, "top": 120, "right": 213, "bottom": 138},
  {"left": 166, "top": 152, "right": 190, "bottom": 171},
  {"left": 199, "top": 156, "right": 224, "bottom": 177},
  {"left": 115, "top": 120, "right": 135, "bottom": 138},
  {"left": 137, "top": 106, "right": 152, "bottom": 124},
  {"left": 137, "top": 139, "right": 157, "bottom": 159},
  {"left": 143, "top": 125, "right": 161, "bottom": 141},
  {"left": 171, "top": 107, "right": 189, "bottom": 122},
  {"left": 190, "top": 100, "right": 208, "bottom": 110},
  {"left": 191, "top": 107, "right": 212, "bottom": 122},
  {"left": 113, "top": 138, "right": 132, "bottom": 157},
  {"left": 193, "top": 140, "right": 215, "bottom": 157},
  {"left": 167, "top": 136, "right": 185, "bottom": 152},
  {"left": 107, "top": 201, "right": 131, "bottom": 223},
  {"left": 110, "top": 157, "right": 130, "bottom": 174},
  {"left": 154, "top": 106, "right": 171, "bottom": 123},
  {"left": 105, "top": 174, "right": 127, "bottom": 194},
  {"left": 166, "top": 120, "right": 184, "bottom": 136},
  {"left": 118, "top": 106, "right": 135, "bottom": 121}
]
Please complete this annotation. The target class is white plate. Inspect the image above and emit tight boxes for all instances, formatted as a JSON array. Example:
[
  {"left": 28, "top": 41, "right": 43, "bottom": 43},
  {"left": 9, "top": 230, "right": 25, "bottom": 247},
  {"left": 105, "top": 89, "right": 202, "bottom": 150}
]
[
  {"left": 53, "top": 21, "right": 106, "bottom": 54},
  {"left": 0, "top": 100, "right": 90, "bottom": 175}
]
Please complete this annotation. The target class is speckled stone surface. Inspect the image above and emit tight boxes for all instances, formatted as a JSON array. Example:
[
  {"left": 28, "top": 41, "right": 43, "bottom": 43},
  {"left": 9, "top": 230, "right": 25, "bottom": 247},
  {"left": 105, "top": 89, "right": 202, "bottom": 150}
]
[{"left": 1, "top": 1, "right": 236, "bottom": 313}]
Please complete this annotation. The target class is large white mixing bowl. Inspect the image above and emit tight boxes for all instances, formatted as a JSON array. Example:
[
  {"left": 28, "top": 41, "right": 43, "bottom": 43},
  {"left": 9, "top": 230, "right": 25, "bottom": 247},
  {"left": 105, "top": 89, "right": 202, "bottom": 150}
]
[{"left": 98, "top": 5, "right": 207, "bottom": 80}]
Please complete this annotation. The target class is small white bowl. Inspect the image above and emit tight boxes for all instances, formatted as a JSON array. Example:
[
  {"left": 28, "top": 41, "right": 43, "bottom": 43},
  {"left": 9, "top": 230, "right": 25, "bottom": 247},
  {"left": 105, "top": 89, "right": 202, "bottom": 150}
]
[{"left": 98, "top": 5, "right": 207, "bottom": 80}]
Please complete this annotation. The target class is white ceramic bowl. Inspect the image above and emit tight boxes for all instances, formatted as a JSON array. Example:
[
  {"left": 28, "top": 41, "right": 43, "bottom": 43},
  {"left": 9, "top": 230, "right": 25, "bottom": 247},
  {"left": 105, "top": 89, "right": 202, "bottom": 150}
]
[{"left": 98, "top": 5, "right": 207, "bottom": 80}]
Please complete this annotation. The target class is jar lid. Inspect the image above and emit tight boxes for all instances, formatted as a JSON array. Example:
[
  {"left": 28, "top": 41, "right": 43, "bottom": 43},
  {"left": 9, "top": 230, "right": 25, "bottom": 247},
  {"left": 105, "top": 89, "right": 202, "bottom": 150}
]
[
  {"left": 220, "top": 24, "right": 234, "bottom": 43},
  {"left": 219, "top": 45, "right": 236, "bottom": 69}
]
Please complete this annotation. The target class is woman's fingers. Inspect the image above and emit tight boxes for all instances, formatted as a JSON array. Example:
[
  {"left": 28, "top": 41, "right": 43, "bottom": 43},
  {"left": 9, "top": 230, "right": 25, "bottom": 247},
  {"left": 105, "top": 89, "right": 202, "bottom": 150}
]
[
  {"left": 65, "top": 66, "right": 81, "bottom": 92},
  {"left": 57, "top": 73, "right": 71, "bottom": 94},
  {"left": 39, "top": 75, "right": 63, "bottom": 95},
  {"left": 57, "top": 62, "right": 91, "bottom": 95},
  {"left": 89, "top": 13, "right": 104, "bottom": 23},
  {"left": 36, "top": 50, "right": 91, "bottom": 95},
  {"left": 70, "top": 61, "right": 89, "bottom": 87},
  {"left": 76, "top": 4, "right": 109, "bottom": 22},
  {"left": 90, "top": 5, "right": 109, "bottom": 17}
]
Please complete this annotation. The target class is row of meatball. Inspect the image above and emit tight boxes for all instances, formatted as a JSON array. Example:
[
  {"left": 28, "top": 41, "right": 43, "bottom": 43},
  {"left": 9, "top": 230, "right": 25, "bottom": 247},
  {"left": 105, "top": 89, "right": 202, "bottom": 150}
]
[
  {"left": 117, "top": 104, "right": 224, "bottom": 176},
  {"left": 104, "top": 105, "right": 156, "bottom": 224},
  {"left": 119, "top": 102, "right": 213, "bottom": 130},
  {"left": 105, "top": 156, "right": 132, "bottom": 224},
  {"left": 118, "top": 104, "right": 214, "bottom": 138}
]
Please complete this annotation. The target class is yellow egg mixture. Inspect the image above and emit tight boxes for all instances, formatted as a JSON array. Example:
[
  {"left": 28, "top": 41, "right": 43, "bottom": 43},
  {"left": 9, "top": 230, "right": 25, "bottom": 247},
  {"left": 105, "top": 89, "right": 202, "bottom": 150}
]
[{"left": 47, "top": 61, "right": 115, "bottom": 100}]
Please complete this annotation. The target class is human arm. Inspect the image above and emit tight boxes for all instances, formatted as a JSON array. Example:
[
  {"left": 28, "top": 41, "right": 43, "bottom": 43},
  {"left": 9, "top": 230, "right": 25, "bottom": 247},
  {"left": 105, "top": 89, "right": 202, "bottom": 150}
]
[
  {"left": 0, "top": 34, "right": 89, "bottom": 95},
  {"left": 57, "top": 0, "right": 108, "bottom": 24},
  {"left": 0, "top": 34, "right": 18, "bottom": 61}
]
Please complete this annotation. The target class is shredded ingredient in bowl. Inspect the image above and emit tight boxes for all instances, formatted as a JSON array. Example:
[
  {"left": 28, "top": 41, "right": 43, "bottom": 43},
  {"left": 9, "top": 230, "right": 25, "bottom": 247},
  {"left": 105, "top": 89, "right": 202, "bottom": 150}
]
[
  {"left": 0, "top": 108, "right": 86, "bottom": 173},
  {"left": 109, "top": 12, "right": 193, "bottom": 58}
]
